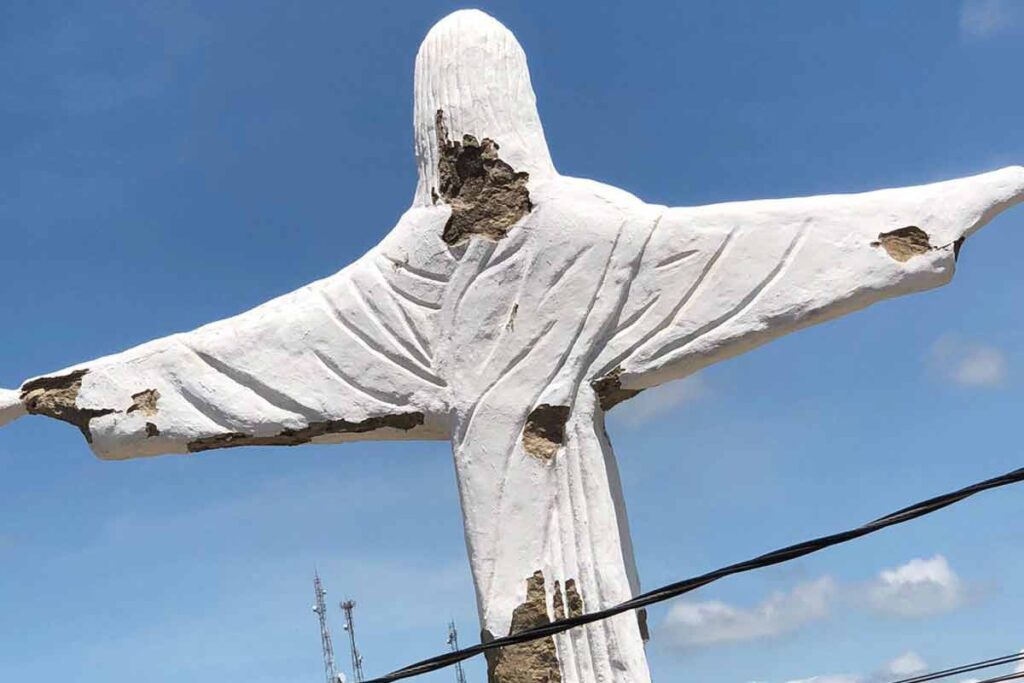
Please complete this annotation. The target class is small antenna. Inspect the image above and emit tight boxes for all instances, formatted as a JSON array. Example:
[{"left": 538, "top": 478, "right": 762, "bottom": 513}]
[
  {"left": 312, "top": 572, "right": 339, "bottom": 683},
  {"left": 447, "top": 620, "right": 468, "bottom": 683},
  {"left": 340, "top": 599, "right": 365, "bottom": 682}
]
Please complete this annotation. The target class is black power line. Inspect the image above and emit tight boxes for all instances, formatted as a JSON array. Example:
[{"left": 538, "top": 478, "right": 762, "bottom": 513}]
[
  {"left": 892, "top": 652, "right": 1024, "bottom": 683},
  {"left": 364, "top": 465, "right": 1024, "bottom": 683},
  {"left": 927, "top": 671, "right": 1024, "bottom": 683}
]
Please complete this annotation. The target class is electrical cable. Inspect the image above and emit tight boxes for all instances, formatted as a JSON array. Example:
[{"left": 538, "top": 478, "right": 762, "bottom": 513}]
[
  {"left": 927, "top": 670, "right": 1024, "bottom": 683},
  {"left": 891, "top": 651, "right": 1024, "bottom": 683},
  {"left": 363, "top": 465, "right": 1024, "bottom": 683}
]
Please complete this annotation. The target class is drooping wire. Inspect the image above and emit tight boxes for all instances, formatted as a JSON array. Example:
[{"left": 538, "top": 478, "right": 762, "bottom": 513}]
[
  {"left": 363, "top": 465, "right": 1024, "bottom": 683},
  {"left": 890, "top": 651, "right": 1024, "bottom": 683},
  {"left": 920, "top": 670, "right": 1024, "bottom": 683}
]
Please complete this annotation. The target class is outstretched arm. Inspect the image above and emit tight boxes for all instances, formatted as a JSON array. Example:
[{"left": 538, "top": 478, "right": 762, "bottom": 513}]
[
  {"left": 1, "top": 208, "right": 455, "bottom": 459},
  {"left": 594, "top": 166, "right": 1024, "bottom": 392},
  {"left": 0, "top": 389, "right": 23, "bottom": 427}
]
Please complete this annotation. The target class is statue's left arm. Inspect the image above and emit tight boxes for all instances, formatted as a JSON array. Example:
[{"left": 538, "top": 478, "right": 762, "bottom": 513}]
[
  {"left": 594, "top": 166, "right": 1024, "bottom": 393},
  {"left": 0, "top": 208, "right": 454, "bottom": 459}
]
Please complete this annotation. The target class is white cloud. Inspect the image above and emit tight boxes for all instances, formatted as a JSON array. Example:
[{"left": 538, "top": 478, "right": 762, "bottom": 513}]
[
  {"left": 611, "top": 375, "right": 707, "bottom": 426},
  {"left": 661, "top": 576, "right": 835, "bottom": 649},
  {"left": 785, "top": 676, "right": 862, "bottom": 683},
  {"left": 883, "top": 652, "right": 928, "bottom": 678},
  {"left": 780, "top": 652, "right": 927, "bottom": 683},
  {"left": 960, "top": 0, "right": 1023, "bottom": 39},
  {"left": 930, "top": 335, "right": 1008, "bottom": 387},
  {"left": 660, "top": 557, "right": 972, "bottom": 654},
  {"left": 866, "top": 555, "right": 966, "bottom": 617},
  {"left": 952, "top": 346, "right": 1008, "bottom": 386}
]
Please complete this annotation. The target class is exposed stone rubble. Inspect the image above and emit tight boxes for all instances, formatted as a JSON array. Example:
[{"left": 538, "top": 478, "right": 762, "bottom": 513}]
[
  {"left": 485, "top": 571, "right": 561, "bottom": 683},
  {"left": 522, "top": 405, "right": 570, "bottom": 461},
  {"left": 434, "top": 110, "right": 532, "bottom": 245},
  {"left": 874, "top": 226, "right": 932, "bottom": 262},
  {"left": 126, "top": 389, "right": 160, "bottom": 416},
  {"left": 592, "top": 368, "right": 642, "bottom": 412},
  {"left": 187, "top": 412, "right": 425, "bottom": 452},
  {"left": 20, "top": 370, "right": 115, "bottom": 443}
]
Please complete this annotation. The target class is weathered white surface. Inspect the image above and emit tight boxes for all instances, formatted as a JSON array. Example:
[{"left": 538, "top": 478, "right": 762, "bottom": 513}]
[
  {"left": 2, "top": 9, "right": 1022, "bottom": 682},
  {"left": 0, "top": 389, "right": 25, "bottom": 427},
  {"left": 413, "top": 9, "right": 556, "bottom": 207}
]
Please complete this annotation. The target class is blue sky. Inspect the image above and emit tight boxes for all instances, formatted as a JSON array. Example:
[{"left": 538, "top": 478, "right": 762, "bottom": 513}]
[{"left": 1, "top": 1, "right": 1023, "bottom": 682}]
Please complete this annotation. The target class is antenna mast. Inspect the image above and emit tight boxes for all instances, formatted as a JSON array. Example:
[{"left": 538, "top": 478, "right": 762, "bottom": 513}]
[
  {"left": 312, "top": 572, "right": 338, "bottom": 683},
  {"left": 340, "top": 600, "right": 365, "bottom": 682},
  {"left": 447, "top": 620, "right": 468, "bottom": 683}
]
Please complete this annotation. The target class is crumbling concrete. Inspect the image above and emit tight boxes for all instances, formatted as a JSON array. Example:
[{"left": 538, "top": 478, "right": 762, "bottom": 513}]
[
  {"left": 522, "top": 405, "right": 570, "bottom": 461},
  {"left": 434, "top": 110, "right": 532, "bottom": 245},
  {"left": 485, "top": 571, "right": 561, "bottom": 683},
  {"left": 187, "top": 412, "right": 424, "bottom": 452},
  {"left": 592, "top": 368, "right": 642, "bottom": 412},
  {"left": 552, "top": 580, "right": 565, "bottom": 621},
  {"left": 20, "top": 370, "right": 115, "bottom": 443},
  {"left": 564, "top": 579, "right": 584, "bottom": 619},
  {"left": 874, "top": 226, "right": 932, "bottom": 262},
  {"left": 126, "top": 389, "right": 160, "bottom": 417}
]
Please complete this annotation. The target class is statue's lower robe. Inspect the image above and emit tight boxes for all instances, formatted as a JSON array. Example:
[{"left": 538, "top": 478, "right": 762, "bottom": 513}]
[{"left": 452, "top": 389, "right": 650, "bottom": 683}]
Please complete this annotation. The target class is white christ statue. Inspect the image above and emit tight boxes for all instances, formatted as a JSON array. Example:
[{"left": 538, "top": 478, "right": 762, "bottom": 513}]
[{"left": 1, "top": 9, "right": 1022, "bottom": 683}]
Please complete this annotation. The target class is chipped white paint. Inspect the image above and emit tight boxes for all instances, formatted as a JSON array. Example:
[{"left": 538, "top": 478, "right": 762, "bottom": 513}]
[{"left": 3, "top": 9, "right": 1023, "bottom": 682}]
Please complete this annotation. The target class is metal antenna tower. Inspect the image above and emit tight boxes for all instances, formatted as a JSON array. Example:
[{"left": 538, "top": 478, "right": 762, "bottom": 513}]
[
  {"left": 340, "top": 600, "right": 365, "bottom": 682},
  {"left": 312, "top": 572, "right": 339, "bottom": 683},
  {"left": 446, "top": 620, "right": 468, "bottom": 683}
]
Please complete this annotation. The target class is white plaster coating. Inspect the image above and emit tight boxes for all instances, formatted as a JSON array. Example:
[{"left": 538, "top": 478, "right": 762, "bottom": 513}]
[
  {"left": 413, "top": 9, "right": 556, "bottom": 207},
  {"left": 0, "top": 389, "right": 25, "bottom": 427},
  {"left": 2, "top": 9, "right": 1022, "bottom": 682}
]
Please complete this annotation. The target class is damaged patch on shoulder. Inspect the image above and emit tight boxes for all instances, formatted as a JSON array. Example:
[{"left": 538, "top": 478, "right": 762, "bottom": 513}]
[
  {"left": 592, "top": 367, "right": 642, "bottom": 412},
  {"left": 434, "top": 109, "right": 532, "bottom": 245},
  {"left": 20, "top": 369, "right": 116, "bottom": 443}
]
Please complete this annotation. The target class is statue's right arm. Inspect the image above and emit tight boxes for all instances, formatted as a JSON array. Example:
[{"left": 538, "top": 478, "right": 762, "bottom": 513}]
[
  {"left": 593, "top": 167, "right": 1024, "bottom": 393},
  {"left": 0, "top": 207, "right": 456, "bottom": 459}
]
